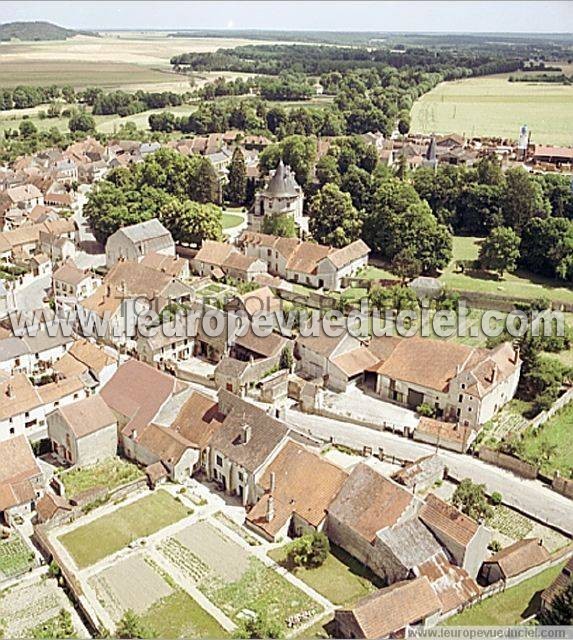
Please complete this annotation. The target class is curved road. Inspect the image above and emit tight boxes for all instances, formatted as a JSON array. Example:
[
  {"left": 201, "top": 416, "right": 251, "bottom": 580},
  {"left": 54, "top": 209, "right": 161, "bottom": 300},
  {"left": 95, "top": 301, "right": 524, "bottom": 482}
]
[{"left": 285, "top": 408, "right": 573, "bottom": 536}]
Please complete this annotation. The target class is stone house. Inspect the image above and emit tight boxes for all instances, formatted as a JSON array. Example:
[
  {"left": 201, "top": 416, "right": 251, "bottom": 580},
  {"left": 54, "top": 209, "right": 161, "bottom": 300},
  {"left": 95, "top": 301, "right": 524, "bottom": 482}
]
[
  {"left": 140, "top": 252, "right": 190, "bottom": 280},
  {"left": 221, "top": 253, "right": 268, "bottom": 282},
  {"left": 295, "top": 332, "right": 376, "bottom": 391},
  {"left": 207, "top": 390, "right": 294, "bottom": 505},
  {"left": 136, "top": 319, "right": 196, "bottom": 366},
  {"left": 0, "top": 435, "right": 44, "bottom": 526},
  {"left": 192, "top": 240, "right": 237, "bottom": 278},
  {"left": 335, "top": 577, "right": 442, "bottom": 639},
  {"left": 52, "top": 260, "right": 99, "bottom": 312},
  {"left": 52, "top": 339, "right": 118, "bottom": 390},
  {"left": 39, "top": 230, "right": 76, "bottom": 264},
  {"left": 123, "top": 388, "right": 225, "bottom": 481},
  {"left": 105, "top": 219, "right": 175, "bottom": 268},
  {"left": 326, "top": 463, "right": 418, "bottom": 580},
  {"left": 419, "top": 494, "right": 491, "bottom": 579},
  {"left": 99, "top": 358, "right": 182, "bottom": 448},
  {"left": 47, "top": 395, "right": 117, "bottom": 467},
  {"left": 0, "top": 373, "right": 88, "bottom": 442},
  {"left": 5, "top": 184, "right": 44, "bottom": 211},
  {"left": 368, "top": 337, "right": 521, "bottom": 429},
  {"left": 240, "top": 231, "right": 369, "bottom": 291},
  {"left": 246, "top": 439, "right": 348, "bottom": 541}
]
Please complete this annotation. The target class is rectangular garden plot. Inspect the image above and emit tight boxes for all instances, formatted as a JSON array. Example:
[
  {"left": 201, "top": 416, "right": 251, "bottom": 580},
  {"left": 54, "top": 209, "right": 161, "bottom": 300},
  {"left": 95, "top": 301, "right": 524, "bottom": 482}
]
[
  {"left": 89, "top": 553, "right": 226, "bottom": 638},
  {"left": 59, "top": 490, "right": 190, "bottom": 568},
  {"left": 159, "top": 521, "right": 323, "bottom": 630}
]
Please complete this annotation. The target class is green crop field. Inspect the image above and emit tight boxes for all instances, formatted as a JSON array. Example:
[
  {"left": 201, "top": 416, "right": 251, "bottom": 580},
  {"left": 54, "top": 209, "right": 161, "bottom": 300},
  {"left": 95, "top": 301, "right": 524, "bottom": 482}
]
[{"left": 411, "top": 74, "right": 573, "bottom": 145}]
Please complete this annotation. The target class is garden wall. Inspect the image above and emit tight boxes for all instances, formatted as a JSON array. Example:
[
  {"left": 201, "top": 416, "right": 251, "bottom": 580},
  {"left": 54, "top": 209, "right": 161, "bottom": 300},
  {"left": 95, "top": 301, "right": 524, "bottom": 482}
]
[
  {"left": 478, "top": 446, "right": 539, "bottom": 479},
  {"left": 531, "top": 388, "right": 573, "bottom": 430},
  {"left": 552, "top": 476, "right": 573, "bottom": 499}
]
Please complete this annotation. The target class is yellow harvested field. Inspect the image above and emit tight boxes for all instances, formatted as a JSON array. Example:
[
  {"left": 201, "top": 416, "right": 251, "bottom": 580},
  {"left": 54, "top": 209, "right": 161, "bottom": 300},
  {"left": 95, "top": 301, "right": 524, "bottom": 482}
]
[{"left": 0, "top": 35, "right": 266, "bottom": 89}]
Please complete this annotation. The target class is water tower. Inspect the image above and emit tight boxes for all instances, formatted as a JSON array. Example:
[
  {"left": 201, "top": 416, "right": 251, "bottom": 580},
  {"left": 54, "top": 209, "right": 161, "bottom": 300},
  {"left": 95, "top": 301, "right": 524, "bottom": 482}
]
[{"left": 518, "top": 125, "right": 529, "bottom": 160}]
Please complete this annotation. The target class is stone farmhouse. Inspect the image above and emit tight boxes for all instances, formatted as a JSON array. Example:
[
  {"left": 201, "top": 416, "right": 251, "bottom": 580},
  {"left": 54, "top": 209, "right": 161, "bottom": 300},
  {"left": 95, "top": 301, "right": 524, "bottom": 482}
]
[
  {"left": 192, "top": 240, "right": 268, "bottom": 282},
  {"left": 47, "top": 395, "right": 117, "bottom": 467},
  {"left": 105, "top": 219, "right": 175, "bottom": 268},
  {"left": 367, "top": 338, "right": 521, "bottom": 428},
  {"left": 240, "top": 231, "right": 370, "bottom": 291}
]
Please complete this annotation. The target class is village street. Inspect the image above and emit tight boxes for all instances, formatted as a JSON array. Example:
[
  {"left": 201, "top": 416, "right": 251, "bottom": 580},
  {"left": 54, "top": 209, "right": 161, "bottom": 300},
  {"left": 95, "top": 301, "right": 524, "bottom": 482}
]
[{"left": 284, "top": 407, "right": 573, "bottom": 536}]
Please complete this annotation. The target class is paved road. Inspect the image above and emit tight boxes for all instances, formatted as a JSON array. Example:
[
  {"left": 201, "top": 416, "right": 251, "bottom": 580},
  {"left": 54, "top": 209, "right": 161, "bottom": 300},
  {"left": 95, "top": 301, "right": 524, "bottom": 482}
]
[{"left": 285, "top": 408, "right": 573, "bottom": 536}]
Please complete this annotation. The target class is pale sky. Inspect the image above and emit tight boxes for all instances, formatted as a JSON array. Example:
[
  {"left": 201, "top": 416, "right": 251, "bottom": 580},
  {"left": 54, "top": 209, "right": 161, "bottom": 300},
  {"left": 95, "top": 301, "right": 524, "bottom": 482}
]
[{"left": 2, "top": 1, "right": 572, "bottom": 33}]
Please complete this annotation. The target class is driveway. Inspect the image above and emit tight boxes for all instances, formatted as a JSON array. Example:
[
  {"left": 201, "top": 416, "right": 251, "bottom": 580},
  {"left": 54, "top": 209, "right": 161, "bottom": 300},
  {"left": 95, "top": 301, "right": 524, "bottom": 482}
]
[
  {"left": 321, "top": 385, "right": 419, "bottom": 434},
  {"left": 285, "top": 407, "right": 573, "bottom": 536}
]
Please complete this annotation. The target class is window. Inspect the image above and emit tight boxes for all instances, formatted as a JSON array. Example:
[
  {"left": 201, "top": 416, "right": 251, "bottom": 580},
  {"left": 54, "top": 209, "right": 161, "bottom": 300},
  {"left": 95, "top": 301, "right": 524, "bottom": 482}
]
[
  {"left": 461, "top": 383, "right": 466, "bottom": 389},
  {"left": 458, "top": 394, "right": 463, "bottom": 403},
  {"left": 238, "top": 472, "right": 244, "bottom": 482},
  {"left": 216, "top": 455, "right": 223, "bottom": 467},
  {"left": 9, "top": 427, "right": 14, "bottom": 435}
]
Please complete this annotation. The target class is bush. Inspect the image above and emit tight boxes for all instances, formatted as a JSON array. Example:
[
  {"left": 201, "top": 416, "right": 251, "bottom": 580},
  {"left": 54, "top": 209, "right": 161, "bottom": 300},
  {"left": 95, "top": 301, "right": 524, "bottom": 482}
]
[
  {"left": 416, "top": 402, "right": 436, "bottom": 418},
  {"left": 286, "top": 531, "right": 330, "bottom": 569},
  {"left": 490, "top": 491, "right": 503, "bottom": 505},
  {"left": 488, "top": 539, "right": 502, "bottom": 553}
]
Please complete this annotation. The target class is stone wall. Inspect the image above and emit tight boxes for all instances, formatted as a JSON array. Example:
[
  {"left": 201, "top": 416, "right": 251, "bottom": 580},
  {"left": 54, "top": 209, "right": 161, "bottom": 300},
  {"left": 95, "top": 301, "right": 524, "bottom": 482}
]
[{"left": 478, "top": 446, "right": 538, "bottom": 479}]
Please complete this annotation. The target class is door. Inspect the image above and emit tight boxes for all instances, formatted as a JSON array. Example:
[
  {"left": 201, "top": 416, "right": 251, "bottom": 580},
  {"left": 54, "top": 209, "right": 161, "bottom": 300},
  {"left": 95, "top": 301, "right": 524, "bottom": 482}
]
[{"left": 407, "top": 389, "right": 424, "bottom": 409}]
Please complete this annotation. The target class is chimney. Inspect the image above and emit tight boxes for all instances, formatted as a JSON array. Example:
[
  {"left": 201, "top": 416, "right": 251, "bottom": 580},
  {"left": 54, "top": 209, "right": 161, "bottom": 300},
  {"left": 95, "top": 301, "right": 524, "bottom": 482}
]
[
  {"left": 266, "top": 495, "right": 275, "bottom": 522},
  {"left": 242, "top": 424, "right": 252, "bottom": 444},
  {"left": 6, "top": 384, "right": 13, "bottom": 398},
  {"left": 269, "top": 472, "right": 276, "bottom": 494}
]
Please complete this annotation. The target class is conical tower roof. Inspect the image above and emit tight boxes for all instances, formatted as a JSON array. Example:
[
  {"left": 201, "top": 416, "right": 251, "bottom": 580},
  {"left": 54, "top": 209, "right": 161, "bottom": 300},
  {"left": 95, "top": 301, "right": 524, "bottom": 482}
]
[{"left": 264, "top": 160, "right": 300, "bottom": 198}]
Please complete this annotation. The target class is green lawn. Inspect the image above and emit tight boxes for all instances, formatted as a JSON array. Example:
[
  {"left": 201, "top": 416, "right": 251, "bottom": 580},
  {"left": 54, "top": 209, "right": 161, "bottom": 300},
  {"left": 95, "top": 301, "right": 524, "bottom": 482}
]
[
  {"left": 411, "top": 74, "right": 573, "bottom": 145},
  {"left": 0, "top": 535, "right": 35, "bottom": 578},
  {"left": 59, "top": 490, "right": 190, "bottom": 568},
  {"left": 59, "top": 458, "right": 143, "bottom": 500},
  {"left": 442, "top": 236, "right": 573, "bottom": 305},
  {"left": 519, "top": 401, "right": 573, "bottom": 476},
  {"left": 268, "top": 544, "right": 381, "bottom": 606},
  {"left": 359, "top": 265, "right": 399, "bottom": 281},
  {"left": 221, "top": 213, "right": 244, "bottom": 230},
  {"left": 141, "top": 589, "right": 228, "bottom": 638},
  {"left": 443, "top": 563, "right": 563, "bottom": 626}
]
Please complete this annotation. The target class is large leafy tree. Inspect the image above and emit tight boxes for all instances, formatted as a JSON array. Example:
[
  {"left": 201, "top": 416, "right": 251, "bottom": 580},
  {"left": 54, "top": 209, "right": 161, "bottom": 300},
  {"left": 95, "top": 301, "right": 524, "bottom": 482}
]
[
  {"left": 539, "top": 580, "right": 573, "bottom": 624},
  {"left": 259, "top": 135, "right": 317, "bottom": 187},
  {"left": 479, "top": 226, "right": 521, "bottom": 277},
  {"left": 262, "top": 213, "right": 297, "bottom": 238},
  {"left": 364, "top": 177, "right": 452, "bottom": 273},
  {"left": 116, "top": 610, "right": 155, "bottom": 639},
  {"left": 520, "top": 216, "right": 573, "bottom": 281},
  {"left": 85, "top": 149, "right": 222, "bottom": 244},
  {"left": 309, "top": 183, "right": 362, "bottom": 247},
  {"left": 160, "top": 199, "right": 222, "bottom": 245},
  {"left": 225, "top": 147, "right": 247, "bottom": 205},
  {"left": 502, "top": 167, "right": 551, "bottom": 233}
]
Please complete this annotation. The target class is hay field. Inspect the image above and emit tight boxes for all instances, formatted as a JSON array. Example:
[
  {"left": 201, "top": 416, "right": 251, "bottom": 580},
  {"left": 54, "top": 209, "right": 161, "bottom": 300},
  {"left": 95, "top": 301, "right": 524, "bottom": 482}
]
[
  {"left": 411, "top": 74, "right": 573, "bottom": 145},
  {"left": 0, "top": 34, "right": 263, "bottom": 89}
]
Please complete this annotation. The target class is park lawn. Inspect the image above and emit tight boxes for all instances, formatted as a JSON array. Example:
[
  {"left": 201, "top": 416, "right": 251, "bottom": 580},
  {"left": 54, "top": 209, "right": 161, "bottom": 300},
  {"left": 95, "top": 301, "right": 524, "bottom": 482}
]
[
  {"left": 0, "top": 535, "right": 35, "bottom": 578},
  {"left": 360, "top": 265, "right": 399, "bottom": 281},
  {"left": 411, "top": 74, "right": 573, "bottom": 145},
  {"left": 519, "top": 401, "right": 573, "bottom": 477},
  {"left": 59, "top": 457, "right": 144, "bottom": 499},
  {"left": 59, "top": 490, "right": 190, "bottom": 568},
  {"left": 141, "top": 589, "right": 228, "bottom": 638},
  {"left": 443, "top": 563, "right": 563, "bottom": 626},
  {"left": 268, "top": 544, "right": 381, "bottom": 606},
  {"left": 221, "top": 213, "right": 244, "bottom": 230},
  {"left": 442, "top": 236, "right": 573, "bottom": 305}
]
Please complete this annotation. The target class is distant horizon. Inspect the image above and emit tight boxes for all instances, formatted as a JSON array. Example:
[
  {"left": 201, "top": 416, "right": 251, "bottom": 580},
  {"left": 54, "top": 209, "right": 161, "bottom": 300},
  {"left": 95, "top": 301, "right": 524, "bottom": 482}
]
[{"left": 1, "top": 1, "right": 572, "bottom": 35}]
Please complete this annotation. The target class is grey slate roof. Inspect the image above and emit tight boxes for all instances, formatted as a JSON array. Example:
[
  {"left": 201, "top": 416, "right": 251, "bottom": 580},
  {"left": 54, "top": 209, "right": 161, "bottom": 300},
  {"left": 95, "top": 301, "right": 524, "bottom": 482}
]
[
  {"left": 263, "top": 160, "right": 300, "bottom": 198},
  {"left": 0, "top": 337, "right": 28, "bottom": 361},
  {"left": 120, "top": 219, "right": 172, "bottom": 244},
  {"left": 376, "top": 517, "right": 442, "bottom": 569}
]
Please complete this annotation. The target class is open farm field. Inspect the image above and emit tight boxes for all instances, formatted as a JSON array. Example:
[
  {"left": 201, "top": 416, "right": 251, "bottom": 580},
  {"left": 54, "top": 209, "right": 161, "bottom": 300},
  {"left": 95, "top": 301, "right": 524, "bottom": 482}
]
[
  {"left": 0, "top": 34, "right": 265, "bottom": 89},
  {"left": 411, "top": 74, "right": 573, "bottom": 145}
]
